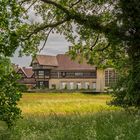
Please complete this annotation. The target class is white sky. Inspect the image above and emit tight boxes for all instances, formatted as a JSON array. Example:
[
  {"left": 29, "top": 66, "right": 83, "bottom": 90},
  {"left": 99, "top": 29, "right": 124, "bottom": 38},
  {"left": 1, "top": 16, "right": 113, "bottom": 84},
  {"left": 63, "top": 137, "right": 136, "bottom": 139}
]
[{"left": 11, "top": 34, "right": 70, "bottom": 66}]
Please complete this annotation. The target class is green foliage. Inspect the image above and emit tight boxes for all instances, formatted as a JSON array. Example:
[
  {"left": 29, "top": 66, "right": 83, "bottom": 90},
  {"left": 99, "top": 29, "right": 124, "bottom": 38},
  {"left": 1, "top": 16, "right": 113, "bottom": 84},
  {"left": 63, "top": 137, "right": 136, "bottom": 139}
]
[
  {"left": 109, "top": 0, "right": 140, "bottom": 109},
  {"left": 0, "top": 0, "right": 23, "bottom": 56},
  {"left": 1, "top": 111, "right": 140, "bottom": 140},
  {"left": 51, "top": 84, "right": 56, "bottom": 90},
  {"left": 25, "top": 0, "right": 140, "bottom": 109},
  {"left": 0, "top": 55, "right": 22, "bottom": 127},
  {"left": 110, "top": 66, "right": 140, "bottom": 109},
  {"left": 0, "top": 0, "right": 140, "bottom": 120},
  {"left": 0, "top": 0, "right": 24, "bottom": 128},
  {"left": 18, "top": 84, "right": 28, "bottom": 92}
]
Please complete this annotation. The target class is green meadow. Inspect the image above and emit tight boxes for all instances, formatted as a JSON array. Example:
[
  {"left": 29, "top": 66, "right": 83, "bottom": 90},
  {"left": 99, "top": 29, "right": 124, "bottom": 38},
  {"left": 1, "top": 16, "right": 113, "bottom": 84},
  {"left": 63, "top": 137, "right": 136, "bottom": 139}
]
[{"left": 0, "top": 93, "right": 140, "bottom": 140}]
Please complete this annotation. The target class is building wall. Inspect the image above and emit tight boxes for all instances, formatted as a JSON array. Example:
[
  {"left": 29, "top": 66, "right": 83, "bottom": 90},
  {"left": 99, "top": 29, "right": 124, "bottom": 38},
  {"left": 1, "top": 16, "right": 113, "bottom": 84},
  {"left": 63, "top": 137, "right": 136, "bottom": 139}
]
[
  {"left": 95, "top": 69, "right": 105, "bottom": 92},
  {"left": 33, "top": 68, "right": 115, "bottom": 92},
  {"left": 49, "top": 69, "right": 106, "bottom": 91},
  {"left": 32, "top": 68, "right": 107, "bottom": 92},
  {"left": 49, "top": 78, "right": 97, "bottom": 90}
]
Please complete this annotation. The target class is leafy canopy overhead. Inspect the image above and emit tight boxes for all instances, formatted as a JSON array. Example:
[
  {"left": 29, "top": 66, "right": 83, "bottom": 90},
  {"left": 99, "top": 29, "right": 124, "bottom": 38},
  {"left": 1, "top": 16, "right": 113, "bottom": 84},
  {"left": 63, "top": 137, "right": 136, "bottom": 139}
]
[
  {"left": 1, "top": 1, "right": 124, "bottom": 63},
  {"left": 0, "top": 0, "right": 140, "bottom": 111},
  {"left": 21, "top": 0, "right": 126, "bottom": 67},
  {"left": 21, "top": 0, "right": 140, "bottom": 109}
]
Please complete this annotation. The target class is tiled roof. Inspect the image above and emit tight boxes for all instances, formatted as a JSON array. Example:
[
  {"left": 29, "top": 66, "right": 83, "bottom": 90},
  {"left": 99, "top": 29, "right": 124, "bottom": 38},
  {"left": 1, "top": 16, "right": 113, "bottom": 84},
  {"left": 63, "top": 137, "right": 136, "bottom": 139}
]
[
  {"left": 35, "top": 55, "right": 58, "bottom": 66},
  {"left": 22, "top": 67, "right": 34, "bottom": 78},
  {"left": 18, "top": 78, "right": 36, "bottom": 84},
  {"left": 34, "top": 54, "right": 95, "bottom": 70},
  {"left": 56, "top": 54, "right": 95, "bottom": 70}
]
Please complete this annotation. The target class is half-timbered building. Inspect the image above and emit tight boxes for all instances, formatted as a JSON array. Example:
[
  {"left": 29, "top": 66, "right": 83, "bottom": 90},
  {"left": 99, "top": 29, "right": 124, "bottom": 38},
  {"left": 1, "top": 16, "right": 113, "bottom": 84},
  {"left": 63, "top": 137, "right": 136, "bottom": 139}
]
[{"left": 31, "top": 54, "right": 117, "bottom": 92}]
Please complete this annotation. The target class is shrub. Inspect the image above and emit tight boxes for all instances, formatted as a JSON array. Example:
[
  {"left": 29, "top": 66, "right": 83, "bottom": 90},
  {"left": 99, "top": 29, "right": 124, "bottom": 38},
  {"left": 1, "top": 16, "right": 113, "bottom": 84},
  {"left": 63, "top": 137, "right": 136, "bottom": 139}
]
[{"left": 0, "top": 56, "right": 22, "bottom": 128}]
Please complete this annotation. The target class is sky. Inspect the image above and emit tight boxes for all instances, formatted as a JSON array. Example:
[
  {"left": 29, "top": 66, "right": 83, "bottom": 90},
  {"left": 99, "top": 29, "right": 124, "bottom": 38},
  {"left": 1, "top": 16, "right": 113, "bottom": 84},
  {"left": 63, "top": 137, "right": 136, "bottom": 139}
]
[{"left": 11, "top": 33, "right": 70, "bottom": 67}]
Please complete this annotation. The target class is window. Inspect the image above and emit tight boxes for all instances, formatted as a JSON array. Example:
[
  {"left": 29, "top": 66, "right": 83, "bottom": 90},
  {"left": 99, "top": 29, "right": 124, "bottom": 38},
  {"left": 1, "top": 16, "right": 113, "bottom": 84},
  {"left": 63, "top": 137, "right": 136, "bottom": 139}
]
[
  {"left": 37, "top": 81, "right": 44, "bottom": 88},
  {"left": 90, "top": 72, "right": 97, "bottom": 78},
  {"left": 75, "top": 72, "right": 83, "bottom": 77},
  {"left": 61, "top": 82, "right": 67, "bottom": 89},
  {"left": 69, "top": 82, "right": 74, "bottom": 89},
  {"left": 76, "top": 82, "right": 82, "bottom": 89},
  {"left": 38, "top": 70, "right": 44, "bottom": 76},
  {"left": 45, "top": 70, "right": 50, "bottom": 76},
  {"left": 51, "top": 72, "right": 58, "bottom": 78},
  {"left": 37, "top": 81, "right": 49, "bottom": 88},
  {"left": 105, "top": 69, "right": 117, "bottom": 87},
  {"left": 61, "top": 72, "right": 66, "bottom": 77},
  {"left": 39, "top": 81, "right": 44, "bottom": 86},
  {"left": 85, "top": 82, "right": 90, "bottom": 89},
  {"left": 83, "top": 71, "right": 97, "bottom": 78},
  {"left": 66, "top": 72, "right": 75, "bottom": 77}
]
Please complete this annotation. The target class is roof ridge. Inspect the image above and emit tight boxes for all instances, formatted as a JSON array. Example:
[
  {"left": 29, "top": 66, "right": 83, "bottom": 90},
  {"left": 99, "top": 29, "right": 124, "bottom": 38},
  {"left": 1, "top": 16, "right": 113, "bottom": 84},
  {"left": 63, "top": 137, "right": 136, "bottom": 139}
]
[{"left": 37, "top": 54, "right": 56, "bottom": 57}]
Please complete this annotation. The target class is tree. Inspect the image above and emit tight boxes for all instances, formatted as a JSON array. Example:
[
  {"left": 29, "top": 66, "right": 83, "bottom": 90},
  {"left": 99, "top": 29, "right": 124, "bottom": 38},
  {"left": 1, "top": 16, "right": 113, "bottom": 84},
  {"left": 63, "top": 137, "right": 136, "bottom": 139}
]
[
  {"left": 0, "top": 0, "right": 25, "bottom": 127},
  {"left": 0, "top": 1, "right": 139, "bottom": 127},
  {"left": 0, "top": 55, "right": 22, "bottom": 127},
  {"left": 19, "top": 0, "right": 139, "bottom": 109}
]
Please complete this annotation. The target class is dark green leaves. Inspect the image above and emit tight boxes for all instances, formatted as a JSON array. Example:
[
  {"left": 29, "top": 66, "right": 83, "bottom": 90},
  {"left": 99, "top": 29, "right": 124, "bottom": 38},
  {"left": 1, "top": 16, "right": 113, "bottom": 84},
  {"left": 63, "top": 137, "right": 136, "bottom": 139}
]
[{"left": 0, "top": 55, "right": 22, "bottom": 128}]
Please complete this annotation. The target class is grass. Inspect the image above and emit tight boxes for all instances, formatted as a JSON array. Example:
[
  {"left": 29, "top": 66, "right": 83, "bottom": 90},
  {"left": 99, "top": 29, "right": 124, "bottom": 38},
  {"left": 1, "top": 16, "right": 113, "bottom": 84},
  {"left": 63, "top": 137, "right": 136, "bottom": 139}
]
[
  {"left": 0, "top": 93, "right": 140, "bottom": 140},
  {"left": 19, "top": 93, "right": 117, "bottom": 116}
]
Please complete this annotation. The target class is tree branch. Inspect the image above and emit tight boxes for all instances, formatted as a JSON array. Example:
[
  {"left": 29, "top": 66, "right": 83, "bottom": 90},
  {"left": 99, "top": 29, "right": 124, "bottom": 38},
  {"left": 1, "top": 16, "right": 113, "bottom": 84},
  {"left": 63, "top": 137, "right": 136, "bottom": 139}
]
[
  {"left": 70, "top": 0, "right": 82, "bottom": 8},
  {"left": 42, "top": 0, "right": 105, "bottom": 32},
  {"left": 21, "top": 0, "right": 119, "bottom": 38},
  {"left": 25, "top": 0, "right": 38, "bottom": 12},
  {"left": 96, "top": 43, "right": 110, "bottom": 52},
  {"left": 20, "top": 0, "right": 120, "bottom": 43},
  {"left": 39, "top": 27, "right": 53, "bottom": 53},
  {"left": 40, "top": 0, "right": 70, "bottom": 15},
  {"left": 23, "top": 18, "right": 70, "bottom": 40},
  {"left": 90, "top": 34, "right": 99, "bottom": 51}
]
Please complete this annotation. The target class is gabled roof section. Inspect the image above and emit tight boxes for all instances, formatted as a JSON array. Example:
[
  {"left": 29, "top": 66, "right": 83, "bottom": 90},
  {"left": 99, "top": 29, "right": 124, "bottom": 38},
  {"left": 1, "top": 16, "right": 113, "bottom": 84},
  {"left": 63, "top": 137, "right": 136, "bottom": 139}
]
[
  {"left": 33, "top": 55, "right": 58, "bottom": 66},
  {"left": 22, "top": 67, "right": 34, "bottom": 78},
  {"left": 17, "top": 67, "right": 34, "bottom": 78},
  {"left": 17, "top": 67, "right": 27, "bottom": 77},
  {"left": 56, "top": 54, "right": 96, "bottom": 70}
]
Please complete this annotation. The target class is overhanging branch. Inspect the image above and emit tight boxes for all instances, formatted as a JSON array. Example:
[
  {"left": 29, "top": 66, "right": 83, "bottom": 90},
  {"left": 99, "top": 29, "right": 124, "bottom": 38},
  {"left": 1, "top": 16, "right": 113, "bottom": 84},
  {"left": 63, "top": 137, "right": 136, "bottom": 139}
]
[
  {"left": 90, "top": 34, "right": 99, "bottom": 51},
  {"left": 39, "top": 0, "right": 104, "bottom": 32},
  {"left": 23, "top": 18, "right": 69, "bottom": 40},
  {"left": 70, "top": 0, "right": 82, "bottom": 8},
  {"left": 96, "top": 43, "right": 110, "bottom": 52},
  {"left": 39, "top": 28, "right": 53, "bottom": 53},
  {"left": 40, "top": 0, "right": 70, "bottom": 15},
  {"left": 25, "top": 0, "right": 38, "bottom": 12}
]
